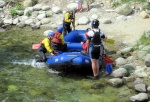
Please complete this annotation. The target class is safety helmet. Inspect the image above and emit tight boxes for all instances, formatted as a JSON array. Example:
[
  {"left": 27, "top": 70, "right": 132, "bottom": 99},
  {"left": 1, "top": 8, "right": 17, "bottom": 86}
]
[
  {"left": 57, "top": 26, "right": 63, "bottom": 33},
  {"left": 91, "top": 19, "right": 99, "bottom": 28},
  {"left": 48, "top": 31, "right": 54, "bottom": 37}
]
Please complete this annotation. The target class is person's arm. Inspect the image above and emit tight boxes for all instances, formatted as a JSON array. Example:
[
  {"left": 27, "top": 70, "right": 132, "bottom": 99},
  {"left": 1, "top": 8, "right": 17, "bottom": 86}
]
[
  {"left": 44, "top": 38, "right": 54, "bottom": 54},
  {"left": 100, "top": 30, "right": 107, "bottom": 42}
]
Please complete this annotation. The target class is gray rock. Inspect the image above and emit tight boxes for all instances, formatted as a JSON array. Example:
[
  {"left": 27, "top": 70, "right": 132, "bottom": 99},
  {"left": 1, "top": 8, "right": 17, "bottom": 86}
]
[
  {"left": 130, "top": 93, "right": 148, "bottom": 102},
  {"left": 134, "top": 83, "right": 146, "bottom": 92}
]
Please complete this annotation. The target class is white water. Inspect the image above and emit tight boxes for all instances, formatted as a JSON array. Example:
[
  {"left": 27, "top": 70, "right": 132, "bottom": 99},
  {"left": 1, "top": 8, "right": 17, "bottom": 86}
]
[{"left": 12, "top": 59, "right": 59, "bottom": 74}]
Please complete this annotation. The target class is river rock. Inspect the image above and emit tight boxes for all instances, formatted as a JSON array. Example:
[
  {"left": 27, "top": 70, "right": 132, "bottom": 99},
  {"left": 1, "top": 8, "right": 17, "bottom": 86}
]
[
  {"left": 42, "top": 6, "right": 50, "bottom": 11},
  {"left": 51, "top": 6, "right": 62, "bottom": 14},
  {"left": 134, "top": 83, "right": 146, "bottom": 92},
  {"left": 78, "top": 16, "right": 90, "bottom": 25},
  {"left": 111, "top": 68, "right": 128, "bottom": 78},
  {"left": 144, "top": 54, "right": 150, "bottom": 67},
  {"left": 108, "top": 78, "right": 123, "bottom": 87},
  {"left": 115, "top": 4, "right": 133, "bottom": 16},
  {"left": 115, "top": 57, "right": 127, "bottom": 66},
  {"left": 130, "top": 93, "right": 148, "bottom": 102},
  {"left": 41, "top": 18, "right": 51, "bottom": 25},
  {"left": 67, "top": 3, "right": 78, "bottom": 11},
  {"left": 0, "top": 0, "right": 6, "bottom": 8},
  {"left": 139, "top": 11, "right": 150, "bottom": 19}
]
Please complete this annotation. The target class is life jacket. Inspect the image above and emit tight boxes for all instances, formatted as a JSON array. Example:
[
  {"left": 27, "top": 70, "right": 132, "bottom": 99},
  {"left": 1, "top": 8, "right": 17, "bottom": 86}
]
[
  {"left": 63, "top": 11, "right": 74, "bottom": 23},
  {"left": 90, "top": 29, "right": 101, "bottom": 45},
  {"left": 82, "top": 40, "right": 88, "bottom": 51},
  {"left": 51, "top": 32, "right": 62, "bottom": 44}
]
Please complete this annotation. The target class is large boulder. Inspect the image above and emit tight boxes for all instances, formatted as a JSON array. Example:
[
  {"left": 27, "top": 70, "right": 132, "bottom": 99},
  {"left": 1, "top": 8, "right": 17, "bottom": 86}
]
[
  {"left": 115, "top": 4, "right": 133, "bottom": 16},
  {"left": 67, "top": 3, "right": 78, "bottom": 11}
]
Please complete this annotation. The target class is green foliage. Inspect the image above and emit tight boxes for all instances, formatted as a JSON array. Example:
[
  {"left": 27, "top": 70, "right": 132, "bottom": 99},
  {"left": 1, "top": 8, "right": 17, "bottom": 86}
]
[
  {"left": 112, "top": 2, "right": 120, "bottom": 7},
  {"left": 15, "top": 4, "right": 24, "bottom": 10},
  {"left": 143, "top": 3, "right": 150, "bottom": 10},
  {"left": 139, "top": 34, "right": 150, "bottom": 45},
  {"left": 10, "top": 8, "right": 18, "bottom": 16},
  {"left": 10, "top": 4, "right": 24, "bottom": 16}
]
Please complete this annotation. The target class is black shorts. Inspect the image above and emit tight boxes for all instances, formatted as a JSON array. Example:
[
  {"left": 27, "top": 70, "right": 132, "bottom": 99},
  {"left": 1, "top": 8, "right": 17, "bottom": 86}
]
[{"left": 89, "top": 46, "right": 100, "bottom": 59}]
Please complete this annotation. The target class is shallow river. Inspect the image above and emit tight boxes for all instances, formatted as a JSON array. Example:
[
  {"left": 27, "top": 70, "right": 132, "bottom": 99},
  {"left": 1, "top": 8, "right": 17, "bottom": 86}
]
[{"left": 0, "top": 28, "right": 134, "bottom": 102}]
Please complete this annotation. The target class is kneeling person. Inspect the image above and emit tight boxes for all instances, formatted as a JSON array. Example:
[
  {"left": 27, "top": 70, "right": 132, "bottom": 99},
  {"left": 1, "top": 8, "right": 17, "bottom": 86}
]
[{"left": 38, "top": 31, "right": 58, "bottom": 62}]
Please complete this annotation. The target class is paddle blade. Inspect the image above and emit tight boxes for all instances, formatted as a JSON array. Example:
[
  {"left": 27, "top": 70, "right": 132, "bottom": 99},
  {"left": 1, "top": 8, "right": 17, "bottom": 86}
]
[
  {"left": 106, "top": 63, "right": 113, "bottom": 74},
  {"left": 106, "top": 39, "right": 115, "bottom": 44},
  {"left": 32, "top": 44, "right": 41, "bottom": 50},
  {"left": 103, "top": 56, "right": 113, "bottom": 64}
]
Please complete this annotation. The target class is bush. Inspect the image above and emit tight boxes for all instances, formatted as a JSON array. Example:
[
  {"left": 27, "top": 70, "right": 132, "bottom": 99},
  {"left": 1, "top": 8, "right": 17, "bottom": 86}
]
[
  {"left": 15, "top": 4, "right": 24, "bottom": 10},
  {"left": 10, "top": 8, "right": 18, "bottom": 16},
  {"left": 9, "top": 4, "right": 24, "bottom": 16}
]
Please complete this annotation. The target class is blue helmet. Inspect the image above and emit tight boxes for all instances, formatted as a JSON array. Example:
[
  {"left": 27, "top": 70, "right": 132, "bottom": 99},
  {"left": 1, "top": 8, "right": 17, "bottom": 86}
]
[
  {"left": 57, "top": 26, "right": 63, "bottom": 33},
  {"left": 48, "top": 31, "right": 54, "bottom": 37}
]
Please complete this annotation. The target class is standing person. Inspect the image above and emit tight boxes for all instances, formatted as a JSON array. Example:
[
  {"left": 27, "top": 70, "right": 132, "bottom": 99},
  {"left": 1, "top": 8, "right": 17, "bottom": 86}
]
[
  {"left": 85, "top": 0, "right": 90, "bottom": 11},
  {"left": 63, "top": 10, "right": 75, "bottom": 36},
  {"left": 86, "top": 19, "right": 106, "bottom": 80},
  {"left": 37, "top": 31, "right": 58, "bottom": 62},
  {"left": 51, "top": 26, "right": 67, "bottom": 52},
  {"left": 77, "top": 0, "right": 83, "bottom": 13}
]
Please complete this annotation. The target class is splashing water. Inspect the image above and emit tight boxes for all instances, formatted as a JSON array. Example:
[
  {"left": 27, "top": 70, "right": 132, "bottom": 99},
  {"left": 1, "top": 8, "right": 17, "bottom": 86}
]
[{"left": 12, "top": 59, "right": 47, "bottom": 69}]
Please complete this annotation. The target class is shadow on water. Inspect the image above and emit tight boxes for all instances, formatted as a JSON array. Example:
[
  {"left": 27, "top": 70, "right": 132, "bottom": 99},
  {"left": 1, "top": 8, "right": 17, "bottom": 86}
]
[{"left": 0, "top": 27, "right": 136, "bottom": 102}]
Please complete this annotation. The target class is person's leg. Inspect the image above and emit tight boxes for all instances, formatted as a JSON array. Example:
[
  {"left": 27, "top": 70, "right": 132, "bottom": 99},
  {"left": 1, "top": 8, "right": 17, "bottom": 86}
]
[
  {"left": 38, "top": 50, "right": 47, "bottom": 62},
  {"left": 63, "top": 23, "right": 67, "bottom": 36},
  {"left": 91, "top": 59, "right": 97, "bottom": 77},
  {"left": 66, "top": 24, "right": 72, "bottom": 33},
  {"left": 61, "top": 43, "right": 67, "bottom": 52},
  {"left": 77, "top": 0, "right": 83, "bottom": 12},
  {"left": 86, "top": 0, "right": 90, "bottom": 11},
  {"left": 95, "top": 59, "right": 100, "bottom": 76}
]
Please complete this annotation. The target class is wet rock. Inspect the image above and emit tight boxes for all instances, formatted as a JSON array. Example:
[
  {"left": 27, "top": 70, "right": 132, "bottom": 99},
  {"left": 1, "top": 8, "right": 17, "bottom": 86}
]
[{"left": 108, "top": 78, "right": 123, "bottom": 87}]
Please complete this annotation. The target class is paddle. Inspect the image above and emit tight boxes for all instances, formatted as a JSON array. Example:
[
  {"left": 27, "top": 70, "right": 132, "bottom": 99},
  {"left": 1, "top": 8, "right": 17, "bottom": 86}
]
[
  {"left": 101, "top": 44, "right": 113, "bottom": 74},
  {"left": 106, "top": 38, "right": 115, "bottom": 44},
  {"left": 32, "top": 43, "right": 41, "bottom": 50}
]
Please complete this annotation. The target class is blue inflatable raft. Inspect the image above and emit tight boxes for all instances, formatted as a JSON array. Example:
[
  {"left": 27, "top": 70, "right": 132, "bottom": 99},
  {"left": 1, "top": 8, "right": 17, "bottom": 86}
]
[
  {"left": 46, "top": 30, "right": 102, "bottom": 70},
  {"left": 65, "top": 30, "right": 87, "bottom": 51},
  {"left": 46, "top": 51, "right": 102, "bottom": 71}
]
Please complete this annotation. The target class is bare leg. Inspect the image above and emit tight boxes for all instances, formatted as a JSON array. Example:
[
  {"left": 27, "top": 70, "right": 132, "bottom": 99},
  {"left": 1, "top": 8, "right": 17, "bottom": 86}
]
[
  {"left": 91, "top": 59, "right": 97, "bottom": 77},
  {"left": 95, "top": 60, "right": 100, "bottom": 76}
]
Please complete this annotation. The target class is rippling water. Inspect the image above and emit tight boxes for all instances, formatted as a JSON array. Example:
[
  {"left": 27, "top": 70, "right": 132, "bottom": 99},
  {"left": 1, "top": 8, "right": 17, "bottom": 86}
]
[{"left": 0, "top": 28, "right": 133, "bottom": 102}]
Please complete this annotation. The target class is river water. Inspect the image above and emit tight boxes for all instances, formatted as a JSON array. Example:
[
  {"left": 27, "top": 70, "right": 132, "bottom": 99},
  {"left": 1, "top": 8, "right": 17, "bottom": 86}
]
[{"left": 0, "top": 28, "right": 134, "bottom": 102}]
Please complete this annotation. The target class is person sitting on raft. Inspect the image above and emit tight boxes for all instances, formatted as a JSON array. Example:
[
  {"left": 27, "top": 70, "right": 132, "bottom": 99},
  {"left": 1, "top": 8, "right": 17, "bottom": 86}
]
[{"left": 51, "top": 26, "right": 67, "bottom": 52}]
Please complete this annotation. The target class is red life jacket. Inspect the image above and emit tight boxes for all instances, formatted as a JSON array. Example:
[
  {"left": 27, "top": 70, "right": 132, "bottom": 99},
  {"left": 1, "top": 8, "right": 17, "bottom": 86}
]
[
  {"left": 82, "top": 40, "right": 88, "bottom": 51},
  {"left": 51, "top": 32, "right": 62, "bottom": 44}
]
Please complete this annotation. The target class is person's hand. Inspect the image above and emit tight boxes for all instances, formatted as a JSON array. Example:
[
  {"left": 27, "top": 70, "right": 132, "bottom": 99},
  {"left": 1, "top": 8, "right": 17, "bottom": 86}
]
[
  {"left": 81, "top": 42, "right": 83, "bottom": 45},
  {"left": 70, "top": 19, "right": 74, "bottom": 22},
  {"left": 50, "top": 52, "right": 55, "bottom": 56}
]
